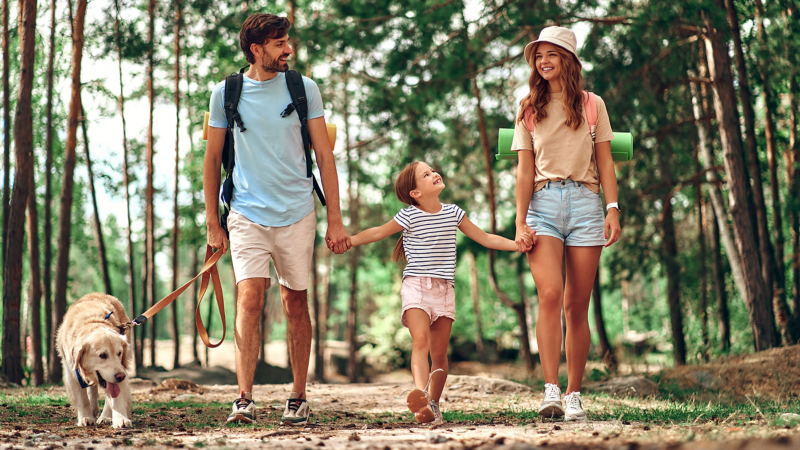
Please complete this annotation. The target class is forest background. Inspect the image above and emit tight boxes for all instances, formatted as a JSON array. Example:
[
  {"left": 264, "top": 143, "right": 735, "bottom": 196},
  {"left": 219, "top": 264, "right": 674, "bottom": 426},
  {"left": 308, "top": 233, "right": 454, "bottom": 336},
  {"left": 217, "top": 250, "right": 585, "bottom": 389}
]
[{"left": 1, "top": 0, "right": 799, "bottom": 387}]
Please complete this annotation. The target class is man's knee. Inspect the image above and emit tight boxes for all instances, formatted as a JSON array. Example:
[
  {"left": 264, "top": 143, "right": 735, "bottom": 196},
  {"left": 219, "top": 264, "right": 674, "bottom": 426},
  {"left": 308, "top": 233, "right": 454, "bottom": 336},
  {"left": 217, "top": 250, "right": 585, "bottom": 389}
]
[
  {"left": 281, "top": 287, "right": 309, "bottom": 321},
  {"left": 237, "top": 279, "right": 266, "bottom": 317}
]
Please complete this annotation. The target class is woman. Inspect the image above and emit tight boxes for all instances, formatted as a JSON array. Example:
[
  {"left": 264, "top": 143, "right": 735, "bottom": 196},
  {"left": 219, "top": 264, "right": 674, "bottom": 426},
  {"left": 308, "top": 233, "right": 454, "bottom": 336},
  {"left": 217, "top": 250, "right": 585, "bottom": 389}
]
[{"left": 511, "top": 26, "right": 621, "bottom": 421}]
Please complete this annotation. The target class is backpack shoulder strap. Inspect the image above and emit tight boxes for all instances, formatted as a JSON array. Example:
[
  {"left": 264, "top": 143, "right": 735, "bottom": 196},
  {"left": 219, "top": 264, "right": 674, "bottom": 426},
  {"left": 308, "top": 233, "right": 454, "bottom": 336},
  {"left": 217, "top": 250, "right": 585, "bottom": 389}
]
[
  {"left": 523, "top": 107, "right": 535, "bottom": 134},
  {"left": 285, "top": 70, "right": 326, "bottom": 206},
  {"left": 583, "top": 91, "right": 597, "bottom": 140},
  {"left": 224, "top": 67, "right": 247, "bottom": 132}
]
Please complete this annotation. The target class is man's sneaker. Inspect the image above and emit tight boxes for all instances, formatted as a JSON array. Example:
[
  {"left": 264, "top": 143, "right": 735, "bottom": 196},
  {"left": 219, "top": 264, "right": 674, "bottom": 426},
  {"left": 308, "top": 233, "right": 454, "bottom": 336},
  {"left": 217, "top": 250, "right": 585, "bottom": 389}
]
[
  {"left": 281, "top": 392, "right": 310, "bottom": 426},
  {"left": 227, "top": 393, "right": 256, "bottom": 424},
  {"left": 538, "top": 383, "right": 564, "bottom": 419},
  {"left": 429, "top": 400, "right": 443, "bottom": 427},
  {"left": 564, "top": 392, "right": 587, "bottom": 421}
]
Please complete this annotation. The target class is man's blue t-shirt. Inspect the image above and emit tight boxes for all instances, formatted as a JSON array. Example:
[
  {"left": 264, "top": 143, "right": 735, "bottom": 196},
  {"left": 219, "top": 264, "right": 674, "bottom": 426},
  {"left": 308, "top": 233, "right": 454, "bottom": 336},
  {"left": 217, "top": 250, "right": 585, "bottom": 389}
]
[{"left": 208, "top": 72, "right": 324, "bottom": 227}]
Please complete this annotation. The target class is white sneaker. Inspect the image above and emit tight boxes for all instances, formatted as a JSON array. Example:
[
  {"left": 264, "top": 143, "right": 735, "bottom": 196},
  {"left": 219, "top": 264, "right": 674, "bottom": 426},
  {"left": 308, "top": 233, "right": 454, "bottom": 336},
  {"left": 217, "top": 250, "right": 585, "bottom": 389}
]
[
  {"left": 429, "top": 400, "right": 443, "bottom": 427},
  {"left": 538, "top": 383, "right": 564, "bottom": 419},
  {"left": 564, "top": 392, "right": 587, "bottom": 421},
  {"left": 281, "top": 392, "right": 310, "bottom": 426},
  {"left": 226, "top": 393, "right": 256, "bottom": 424}
]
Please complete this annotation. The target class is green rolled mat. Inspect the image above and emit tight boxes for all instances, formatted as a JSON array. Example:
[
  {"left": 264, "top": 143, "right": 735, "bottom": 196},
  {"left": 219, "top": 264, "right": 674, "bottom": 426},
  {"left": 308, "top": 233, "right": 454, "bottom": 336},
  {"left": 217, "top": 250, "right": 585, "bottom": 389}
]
[{"left": 496, "top": 129, "right": 633, "bottom": 162}]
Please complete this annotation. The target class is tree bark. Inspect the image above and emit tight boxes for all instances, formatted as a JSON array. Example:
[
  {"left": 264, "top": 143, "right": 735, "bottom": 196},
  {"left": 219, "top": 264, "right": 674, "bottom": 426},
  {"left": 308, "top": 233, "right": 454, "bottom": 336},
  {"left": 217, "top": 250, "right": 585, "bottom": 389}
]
[
  {"left": 592, "top": 267, "right": 616, "bottom": 370},
  {"left": 43, "top": 0, "right": 57, "bottom": 366},
  {"left": 80, "top": 103, "right": 113, "bottom": 295},
  {"left": 710, "top": 203, "right": 731, "bottom": 351},
  {"left": 703, "top": 10, "right": 777, "bottom": 350},
  {"left": 790, "top": 72, "right": 800, "bottom": 317},
  {"left": 260, "top": 287, "right": 270, "bottom": 364},
  {"left": 466, "top": 252, "right": 484, "bottom": 360},
  {"left": 50, "top": 0, "right": 86, "bottom": 383},
  {"left": 170, "top": 0, "right": 182, "bottom": 370},
  {"left": 472, "top": 74, "right": 534, "bottom": 371},
  {"left": 2, "top": 0, "right": 10, "bottom": 272},
  {"left": 344, "top": 80, "right": 359, "bottom": 383},
  {"left": 312, "top": 236, "right": 325, "bottom": 381},
  {"left": 190, "top": 247, "right": 199, "bottom": 363},
  {"left": 723, "top": 0, "right": 774, "bottom": 303},
  {"left": 693, "top": 142, "right": 709, "bottom": 361},
  {"left": 146, "top": 0, "right": 157, "bottom": 367},
  {"left": 138, "top": 237, "right": 147, "bottom": 366},
  {"left": 3, "top": 0, "right": 37, "bottom": 384},
  {"left": 27, "top": 176, "right": 43, "bottom": 385},
  {"left": 114, "top": 0, "right": 138, "bottom": 368}
]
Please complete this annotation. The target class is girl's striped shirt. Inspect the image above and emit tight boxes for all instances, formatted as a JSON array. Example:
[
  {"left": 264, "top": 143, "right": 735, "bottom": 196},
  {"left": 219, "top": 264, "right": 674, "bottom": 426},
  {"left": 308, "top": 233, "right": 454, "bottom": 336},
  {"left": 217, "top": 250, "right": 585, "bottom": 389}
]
[{"left": 393, "top": 203, "right": 465, "bottom": 283}]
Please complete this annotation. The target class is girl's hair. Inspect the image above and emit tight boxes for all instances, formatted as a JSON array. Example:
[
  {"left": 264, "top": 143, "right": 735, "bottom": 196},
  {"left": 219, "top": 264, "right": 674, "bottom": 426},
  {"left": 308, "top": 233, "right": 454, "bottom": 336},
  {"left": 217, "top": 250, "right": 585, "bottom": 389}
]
[
  {"left": 516, "top": 43, "right": 586, "bottom": 130},
  {"left": 391, "top": 162, "right": 420, "bottom": 262}
]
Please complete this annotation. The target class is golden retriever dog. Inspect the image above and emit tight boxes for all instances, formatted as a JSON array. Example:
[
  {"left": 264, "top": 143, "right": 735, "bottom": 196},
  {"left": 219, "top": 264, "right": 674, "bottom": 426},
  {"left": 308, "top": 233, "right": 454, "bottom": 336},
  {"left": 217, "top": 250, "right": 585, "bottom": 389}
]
[{"left": 56, "top": 293, "right": 134, "bottom": 428}]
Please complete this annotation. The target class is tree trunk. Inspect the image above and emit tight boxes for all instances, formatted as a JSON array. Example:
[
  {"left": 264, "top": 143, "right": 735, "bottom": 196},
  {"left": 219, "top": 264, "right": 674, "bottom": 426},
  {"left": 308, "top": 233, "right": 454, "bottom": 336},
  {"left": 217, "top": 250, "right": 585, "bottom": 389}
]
[
  {"left": 43, "top": 0, "right": 57, "bottom": 365},
  {"left": 344, "top": 81, "right": 359, "bottom": 383},
  {"left": 789, "top": 72, "right": 800, "bottom": 317},
  {"left": 138, "top": 237, "right": 147, "bottom": 366},
  {"left": 80, "top": 104, "right": 113, "bottom": 295},
  {"left": 204, "top": 282, "right": 213, "bottom": 368},
  {"left": 515, "top": 255, "right": 534, "bottom": 370},
  {"left": 2, "top": 0, "right": 10, "bottom": 272},
  {"left": 146, "top": 0, "right": 157, "bottom": 367},
  {"left": 3, "top": 0, "right": 37, "bottom": 384},
  {"left": 114, "top": 0, "right": 137, "bottom": 368},
  {"left": 693, "top": 143, "right": 709, "bottom": 361},
  {"left": 27, "top": 176, "right": 43, "bottom": 385},
  {"left": 703, "top": 10, "right": 777, "bottom": 350},
  {"left": 466, "top": 252, "right": 484, "bottom": 360},
  {"left": 170, "top": 0, "right": 182, "bottom": 371},
  {"left": 710, "top": 204, "right": 731, "bottom": 351},
  {"left": 190, "top": 247, "right": 199, "bottom": 363},
  {"left": 260, "top": 288, "right": 270, "bottom": 364},
  {"left": 49, "top": 0, "right": 86, "bottom": 383},
  {"left": 723, "top": 0, "right": 774, "bottom": 303},
  {"left": 472, "top": 75, "right": 535, "bottom": 371},
  {"left": 592, "top": 267, "right": 616, "bottom": 370},
  {"left": 312, "top": 234, "right": 325, "bottom": 381}
]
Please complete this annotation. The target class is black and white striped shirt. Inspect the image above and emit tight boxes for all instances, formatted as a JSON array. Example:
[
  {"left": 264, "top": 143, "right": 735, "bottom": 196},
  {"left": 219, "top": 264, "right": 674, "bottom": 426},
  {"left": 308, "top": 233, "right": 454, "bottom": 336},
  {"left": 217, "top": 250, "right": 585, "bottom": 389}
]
[{"left": 394, "top": 203, "right": 466, "bottom": 282}]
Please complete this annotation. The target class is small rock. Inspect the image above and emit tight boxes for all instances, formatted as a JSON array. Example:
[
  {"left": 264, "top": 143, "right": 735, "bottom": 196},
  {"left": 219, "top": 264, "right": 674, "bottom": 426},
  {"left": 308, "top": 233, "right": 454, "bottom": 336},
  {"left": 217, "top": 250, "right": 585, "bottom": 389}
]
[
  {"left": 425, "top": 431, "right": 448, "bottom": 444},
  {"left": 348, "top": 433, "right": 360, "bottom": 441},
  {"left": 780, "top": 413, "right": 800, "bottom": 423},
  {"left": 174, "top": 394, "right": 196, "bottom": 401},
  {"left": 584, "top": 376, "right": 659, "bottom": 397}
]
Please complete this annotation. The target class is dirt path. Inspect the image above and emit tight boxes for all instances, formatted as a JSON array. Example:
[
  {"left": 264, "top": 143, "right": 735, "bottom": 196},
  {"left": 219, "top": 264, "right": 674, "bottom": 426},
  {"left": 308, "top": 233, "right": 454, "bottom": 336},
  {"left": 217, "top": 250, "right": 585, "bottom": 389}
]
[{"left": 3, "top": 374, "right": 800, "bottom": 450}]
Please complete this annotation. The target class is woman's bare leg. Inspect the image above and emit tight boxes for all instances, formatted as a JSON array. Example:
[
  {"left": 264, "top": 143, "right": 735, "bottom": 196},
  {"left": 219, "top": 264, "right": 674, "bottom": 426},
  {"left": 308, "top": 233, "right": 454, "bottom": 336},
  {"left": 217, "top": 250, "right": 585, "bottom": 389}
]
[
  {"left": 527, "top": 236, "right": 566, "bottom": 385},
  {"left": 563, "top": 245, "right": 602, "bottom": 394}
]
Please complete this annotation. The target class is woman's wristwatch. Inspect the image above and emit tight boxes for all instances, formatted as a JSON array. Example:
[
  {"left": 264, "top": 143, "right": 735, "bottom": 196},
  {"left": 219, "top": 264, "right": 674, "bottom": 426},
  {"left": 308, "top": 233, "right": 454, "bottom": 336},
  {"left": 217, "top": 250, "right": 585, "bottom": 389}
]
[{"left": 606, "top": 202, "right": 620, "bottom": 212}]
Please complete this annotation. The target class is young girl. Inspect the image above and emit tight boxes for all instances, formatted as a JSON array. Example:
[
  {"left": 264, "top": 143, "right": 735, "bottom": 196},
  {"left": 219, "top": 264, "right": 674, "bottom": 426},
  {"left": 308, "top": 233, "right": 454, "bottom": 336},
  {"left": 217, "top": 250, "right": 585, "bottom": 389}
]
[
  {"left": 345, "top": 161, "right": 535, "bottom": 426},
  {"left": 511, "top": 26, "right": 621, "bottom": 421}
]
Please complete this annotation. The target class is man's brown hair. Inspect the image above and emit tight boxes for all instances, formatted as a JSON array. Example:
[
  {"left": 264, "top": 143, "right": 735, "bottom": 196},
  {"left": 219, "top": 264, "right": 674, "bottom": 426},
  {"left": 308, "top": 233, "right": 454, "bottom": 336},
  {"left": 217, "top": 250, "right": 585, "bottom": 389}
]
[{"left": 239, "top": 14, "right": 291, "bottom": 64}]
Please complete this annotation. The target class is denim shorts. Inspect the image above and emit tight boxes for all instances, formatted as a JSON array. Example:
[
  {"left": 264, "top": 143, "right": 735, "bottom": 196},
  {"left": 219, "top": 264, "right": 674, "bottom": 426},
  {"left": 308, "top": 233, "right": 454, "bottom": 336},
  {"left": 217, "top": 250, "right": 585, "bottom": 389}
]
[{"left": 526, "top": 179, "right": 606, "bottom": 246}]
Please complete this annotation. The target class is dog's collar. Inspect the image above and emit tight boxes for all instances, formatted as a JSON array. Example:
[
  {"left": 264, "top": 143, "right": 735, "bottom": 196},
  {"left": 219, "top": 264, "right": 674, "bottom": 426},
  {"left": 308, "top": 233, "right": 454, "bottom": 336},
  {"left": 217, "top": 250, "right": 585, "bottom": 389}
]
[{"left": 75, "top": 368, "right": 90, "bottom": 389}]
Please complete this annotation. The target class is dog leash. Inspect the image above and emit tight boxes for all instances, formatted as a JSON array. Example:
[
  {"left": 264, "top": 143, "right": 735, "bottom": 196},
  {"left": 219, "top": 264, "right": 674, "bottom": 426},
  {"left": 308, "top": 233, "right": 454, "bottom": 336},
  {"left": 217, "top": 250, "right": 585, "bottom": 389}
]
[{"left": 123, "top": 245, "right": 226, "bottom": 348}]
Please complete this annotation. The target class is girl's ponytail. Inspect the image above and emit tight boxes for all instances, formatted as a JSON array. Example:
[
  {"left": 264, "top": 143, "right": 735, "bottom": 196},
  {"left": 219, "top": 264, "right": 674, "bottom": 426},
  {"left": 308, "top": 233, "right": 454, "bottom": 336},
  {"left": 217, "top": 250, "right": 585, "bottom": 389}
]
[
  {"left": 392, "top": 161, "right": 420, "bottom": 264},
  {"left": 392, "top": 237, "right": 405, "bottom": 262}
]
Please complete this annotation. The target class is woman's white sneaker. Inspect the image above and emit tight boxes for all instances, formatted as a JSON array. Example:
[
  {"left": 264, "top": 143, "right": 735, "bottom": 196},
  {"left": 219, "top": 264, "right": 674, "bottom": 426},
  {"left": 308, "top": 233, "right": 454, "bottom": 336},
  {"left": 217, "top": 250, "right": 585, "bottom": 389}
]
[
  {"left": 564, "top": 392, "right": 587, "bottom": 421},
  {"left": 538, "top": 383, "right": 564, "bottom": 419}
]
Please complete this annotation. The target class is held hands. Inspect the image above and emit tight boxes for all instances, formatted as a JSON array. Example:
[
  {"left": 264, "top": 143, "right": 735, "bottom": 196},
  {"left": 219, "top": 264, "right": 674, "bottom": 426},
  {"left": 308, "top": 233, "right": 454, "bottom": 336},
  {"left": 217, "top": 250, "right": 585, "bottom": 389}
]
[
  {"left": 325, "top": 221, "right": 352, "bottom": 254},
  {"left": 605, "top": 209, "right": 621, "bottom": 247},
  {"left": 515, "top": 222, "right": 537, "bottom": 253}
]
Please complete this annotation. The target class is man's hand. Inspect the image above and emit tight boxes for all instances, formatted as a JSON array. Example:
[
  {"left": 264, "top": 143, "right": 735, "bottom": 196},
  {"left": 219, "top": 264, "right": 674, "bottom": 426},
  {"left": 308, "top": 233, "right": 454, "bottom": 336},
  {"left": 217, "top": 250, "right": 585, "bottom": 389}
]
[
  {"left": 326, "top": 221, "right": 351, "bottom": 254},
  {"left": 207, "top": 222, "right": 229, "bottom": 254}
]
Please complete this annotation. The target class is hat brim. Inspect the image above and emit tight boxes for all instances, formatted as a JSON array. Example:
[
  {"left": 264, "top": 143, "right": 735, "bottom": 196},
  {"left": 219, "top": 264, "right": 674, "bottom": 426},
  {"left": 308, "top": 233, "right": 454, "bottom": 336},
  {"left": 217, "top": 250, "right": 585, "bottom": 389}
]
[{"left": 523, "top": 39, "right": 580, "bottom": 68}]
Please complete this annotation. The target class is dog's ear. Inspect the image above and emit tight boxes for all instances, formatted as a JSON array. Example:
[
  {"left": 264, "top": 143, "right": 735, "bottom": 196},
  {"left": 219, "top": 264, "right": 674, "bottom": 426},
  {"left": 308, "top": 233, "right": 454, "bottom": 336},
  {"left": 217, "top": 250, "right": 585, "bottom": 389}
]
[
  {"left": 72, "top": 342, "right": 87, "bottom": 372},
  {"left": 120, "top": 337, "right": 129, "bottom": 370}
]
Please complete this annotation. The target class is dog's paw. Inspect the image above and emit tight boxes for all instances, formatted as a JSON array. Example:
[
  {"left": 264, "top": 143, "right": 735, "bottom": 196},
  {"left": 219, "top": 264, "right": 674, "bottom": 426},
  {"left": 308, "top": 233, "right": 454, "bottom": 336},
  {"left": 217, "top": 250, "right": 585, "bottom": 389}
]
[
  {"left": 112, "top": 417, "right": 132, "bottom": 429},
  {"left": 77, "top": 416, "right": 96, "bottom": 427},
  {"left": 96, "top": 415, "right": 113, "bottom": 425}
]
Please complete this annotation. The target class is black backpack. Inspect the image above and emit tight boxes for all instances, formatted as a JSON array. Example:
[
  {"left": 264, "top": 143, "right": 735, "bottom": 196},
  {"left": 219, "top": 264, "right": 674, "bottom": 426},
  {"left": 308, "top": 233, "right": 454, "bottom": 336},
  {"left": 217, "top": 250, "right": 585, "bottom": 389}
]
[{"left": 219, "top": 68, "right": 326, "bottom": 235}]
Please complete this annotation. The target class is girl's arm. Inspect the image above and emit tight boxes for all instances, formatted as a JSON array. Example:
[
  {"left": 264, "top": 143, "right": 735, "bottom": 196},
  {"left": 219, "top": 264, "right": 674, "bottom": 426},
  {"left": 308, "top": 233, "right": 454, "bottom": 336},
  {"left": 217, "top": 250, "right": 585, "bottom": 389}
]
[
  {"left": 458, "top": 215, "right": 536, "bottom": 251},
  {"left": 516, "top": 150, "right": 536, "bottom": 252},
  {"left": 349, "top": 219, "right": 404, "bottom": 247},
  {"left": 595, "top": 141, "right": 621, "bottom": 247}
]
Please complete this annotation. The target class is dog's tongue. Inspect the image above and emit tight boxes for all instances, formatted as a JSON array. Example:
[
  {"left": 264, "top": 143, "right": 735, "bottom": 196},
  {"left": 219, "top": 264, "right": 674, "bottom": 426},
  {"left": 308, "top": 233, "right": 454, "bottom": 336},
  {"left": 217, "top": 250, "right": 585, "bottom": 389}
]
[{"left": 107, "top": 382, "right": 120, "bottom": 399}]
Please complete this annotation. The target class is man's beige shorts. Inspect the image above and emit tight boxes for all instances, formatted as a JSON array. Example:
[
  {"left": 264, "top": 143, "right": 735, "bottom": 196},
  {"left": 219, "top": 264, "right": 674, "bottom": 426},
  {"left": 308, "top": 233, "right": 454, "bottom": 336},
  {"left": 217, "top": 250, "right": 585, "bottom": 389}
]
[{"left": 227, "top": 210, "right": 316, "bottom": 290}]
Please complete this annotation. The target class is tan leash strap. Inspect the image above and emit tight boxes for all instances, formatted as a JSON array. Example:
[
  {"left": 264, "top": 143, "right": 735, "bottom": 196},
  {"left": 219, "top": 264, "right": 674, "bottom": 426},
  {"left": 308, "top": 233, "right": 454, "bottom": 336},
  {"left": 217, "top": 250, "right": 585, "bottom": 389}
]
[{"left": 129, "top": 245, "right": 226, "bottom": 348}]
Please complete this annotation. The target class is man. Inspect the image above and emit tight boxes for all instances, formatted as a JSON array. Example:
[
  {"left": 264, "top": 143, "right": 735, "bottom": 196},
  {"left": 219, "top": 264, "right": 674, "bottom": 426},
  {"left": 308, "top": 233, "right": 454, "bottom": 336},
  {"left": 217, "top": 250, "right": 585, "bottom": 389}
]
[{"left": 204, "top": 13, "right": 350, "bottom": 426}]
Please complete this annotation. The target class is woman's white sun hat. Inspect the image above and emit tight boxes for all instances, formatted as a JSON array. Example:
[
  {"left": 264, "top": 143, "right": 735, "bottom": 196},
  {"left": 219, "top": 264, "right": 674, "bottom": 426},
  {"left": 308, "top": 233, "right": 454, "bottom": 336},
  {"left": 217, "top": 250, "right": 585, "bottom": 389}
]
[{"left": 524, "top": 26, "right": 579, "bottom": 68}]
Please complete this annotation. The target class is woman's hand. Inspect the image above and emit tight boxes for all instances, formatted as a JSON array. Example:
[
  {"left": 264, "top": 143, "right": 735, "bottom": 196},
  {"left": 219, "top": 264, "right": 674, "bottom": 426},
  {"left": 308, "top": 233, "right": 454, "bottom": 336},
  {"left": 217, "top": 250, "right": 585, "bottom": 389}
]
[
  {"left": 516, "top": 222, "right": 535, "bottom": 252},
  {"left": 604, "top": 209, "right": 621, "bottom": 247}
]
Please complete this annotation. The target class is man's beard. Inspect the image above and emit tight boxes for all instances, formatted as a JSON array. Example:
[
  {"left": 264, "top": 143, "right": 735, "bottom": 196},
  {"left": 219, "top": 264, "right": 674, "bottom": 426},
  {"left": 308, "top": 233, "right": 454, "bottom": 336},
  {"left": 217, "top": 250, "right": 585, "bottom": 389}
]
[{"left": 261, "top": 54, "right": 289, "bottom": 73}]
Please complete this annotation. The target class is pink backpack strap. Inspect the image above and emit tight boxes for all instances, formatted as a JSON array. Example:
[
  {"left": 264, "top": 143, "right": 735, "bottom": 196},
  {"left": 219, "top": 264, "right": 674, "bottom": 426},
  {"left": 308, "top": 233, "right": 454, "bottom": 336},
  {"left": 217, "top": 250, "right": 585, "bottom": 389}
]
[
  {"left": 523, "top": 107, "right": 535, "bottom": 133},
  {"left": 583, "top": 91, "right": 597, "bottom": 140}
]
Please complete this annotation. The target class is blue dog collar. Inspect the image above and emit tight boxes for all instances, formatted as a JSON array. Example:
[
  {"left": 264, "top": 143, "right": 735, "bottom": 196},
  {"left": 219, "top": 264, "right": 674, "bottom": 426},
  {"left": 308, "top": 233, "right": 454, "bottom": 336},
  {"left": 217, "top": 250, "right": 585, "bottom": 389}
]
[{"left": 75, "top": 368, "right": 89, "bottom": 389}]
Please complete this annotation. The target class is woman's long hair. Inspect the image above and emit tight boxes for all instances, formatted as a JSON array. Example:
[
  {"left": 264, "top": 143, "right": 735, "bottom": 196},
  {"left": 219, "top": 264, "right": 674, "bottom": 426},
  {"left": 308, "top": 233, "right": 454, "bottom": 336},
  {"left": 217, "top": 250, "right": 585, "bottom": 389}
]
[
  {"left": 391, "top": 162, "right": 420, "bottom": 262},
  {"left": 516, "top": 43, "right": 586, "bottom": 130}
]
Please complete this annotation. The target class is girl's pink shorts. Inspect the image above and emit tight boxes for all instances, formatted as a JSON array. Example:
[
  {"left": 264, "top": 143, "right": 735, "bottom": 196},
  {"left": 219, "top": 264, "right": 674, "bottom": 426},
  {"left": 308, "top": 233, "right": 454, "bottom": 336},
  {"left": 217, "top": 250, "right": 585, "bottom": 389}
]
[{"left": 400, "top": 276, "right": 456, "bottom": 327}]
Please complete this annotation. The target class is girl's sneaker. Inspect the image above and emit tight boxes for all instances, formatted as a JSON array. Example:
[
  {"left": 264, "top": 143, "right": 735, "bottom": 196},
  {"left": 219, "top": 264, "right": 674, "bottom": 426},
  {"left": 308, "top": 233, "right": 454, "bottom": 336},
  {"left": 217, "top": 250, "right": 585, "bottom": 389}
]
[
  {"left": 564, "top": 392, "right": 587, "bottom": 421},
  {"left": 405, "top": 368, "right": 444, "bottom": 424},
  {"left": 538, "top": 383, "right": 564, "bottom": 419},
  {"left": 429, "top": 400, "right": 443, "bottom": 427}
]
